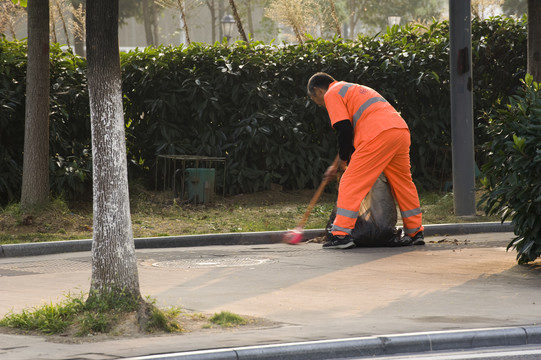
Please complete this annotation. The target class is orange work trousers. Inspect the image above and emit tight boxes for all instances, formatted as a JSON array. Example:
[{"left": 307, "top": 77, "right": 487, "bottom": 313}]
[{"left": 331, "top": 128, "right": 424, "bottom": 237}]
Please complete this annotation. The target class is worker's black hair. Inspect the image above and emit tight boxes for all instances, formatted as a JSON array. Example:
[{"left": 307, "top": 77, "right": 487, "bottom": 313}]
[{"left": 307, "top": 72, "right": 336, "bottom": 95}]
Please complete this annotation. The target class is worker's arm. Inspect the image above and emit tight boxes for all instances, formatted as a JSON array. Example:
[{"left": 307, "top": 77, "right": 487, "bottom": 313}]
[
  {"left": 324, "top": 120, "right": 353, "bottom": 180},
  {"left": 333, "top": 120, "right": 354, "bottom": 163}
]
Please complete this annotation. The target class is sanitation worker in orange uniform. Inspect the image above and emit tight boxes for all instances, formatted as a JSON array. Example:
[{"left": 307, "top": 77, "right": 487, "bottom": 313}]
[{"left": 307, "top": 72, "right": 424, "bottom": 249}]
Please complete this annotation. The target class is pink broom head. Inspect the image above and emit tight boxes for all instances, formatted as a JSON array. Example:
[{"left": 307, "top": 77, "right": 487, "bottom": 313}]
[{"left": 283, "top": 228, "right": 303, "bottom": 245}]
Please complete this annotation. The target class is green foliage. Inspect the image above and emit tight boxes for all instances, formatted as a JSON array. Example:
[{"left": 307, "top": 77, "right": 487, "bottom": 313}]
[
  {"left": 0, "top": 292, "right": 86, "bottom": 334},
  {"left": 480, "top": 74, "right": 541, "bottom": 264},
  {"left": 209, "top": 311, "right": 247, "bottom": 327},
  {"left": 0, "top": 39, "right": 91, "bottom": 205},
  {"left": 121, "top": 17, "right": 526, "bottom": 193},
  {"left": 144, "top": 306, "right": 183, "bottom": 333},
  {"left": 0, "top": 17, "right": 528, "bottom": 202},
  {"left": 472, "top": 15, "right": 527, "bottom": 160},
  {"left": 121, "top": 41, "right": 337, "bottom": 193},
  {"left": 85, "top": 287, "right": 140, "bottom": 313},
  {"left": 10, "top": 0, "right": 27, "bottom": 7},
  {"left": 0, "top": 290, "right": 169, "bottom": 336},
  {"left": 48, "top": 43, "right": 92, "bottom": 200},
  {"left": 0, "top": 37, "right": 26, "bottom": 203}
]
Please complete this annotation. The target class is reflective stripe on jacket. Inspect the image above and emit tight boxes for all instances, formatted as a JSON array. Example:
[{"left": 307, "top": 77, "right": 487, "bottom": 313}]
[{"left": 324, "top": 81, "right": 408, "bottom": 148}]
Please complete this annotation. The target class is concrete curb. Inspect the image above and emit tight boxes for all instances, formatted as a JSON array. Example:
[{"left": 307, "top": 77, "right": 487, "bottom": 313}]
[
  {"left": 0, "top": 222, "right": 514, "bottom": 258},
  {"left": 126, "top": 325, "right": 541, "bottom": 360}
]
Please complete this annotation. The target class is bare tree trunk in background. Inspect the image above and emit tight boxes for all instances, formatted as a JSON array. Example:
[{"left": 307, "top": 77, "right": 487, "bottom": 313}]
[
  {"left": 54, "top": 0, "right": 71, "bottom": 48},
  {"left": 528, "top": 0, "right": 541, "bottom": 81},
  {"left": 0, "top": 2, "right": 25, "bottom": 39},
  {"left": 348, "top": 0, "right": 360, "bottom": 39},
  {"left": 228, "top": 0, "right": 248, "bottom": 42},
  {"left": 86, "top": 0, "right": 141, "bottom": 299},
  {"left": 21, "top": 0, "right": 50, "bottom": 211},
  {"left": 205, "top": 0, "right": 217, "bottom": 42},
  {"left": 292, "top": 23, "right": 303, "bottom": 44},
  {"left": 218, "top": 0, "right": 225, "bottom": 40},
  {"left": 152, "top": 1, "right": 159, "bottom": 44},
  {"left": 245, "top": 0, "right": 254, "bottom": 36},
  {"left": 143, "top": 0, "right": 158, "bottom": 46},
  {"left": 50, "top": 4, "right": 57, "bottom": 43},
  {"left": 71, "top": 0, "right": 86, "bottom": 57},
  {"left": 178, "top": 0, "right": 191, "bottom": 44},
  {"left": 329, "top": 0, "right": 342, "bottom": 38}
]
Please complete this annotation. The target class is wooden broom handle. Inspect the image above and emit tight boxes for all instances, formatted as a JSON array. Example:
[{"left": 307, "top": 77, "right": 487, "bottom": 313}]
[{"left": 297, "top": 155, "right": 340, "bottom": 229}]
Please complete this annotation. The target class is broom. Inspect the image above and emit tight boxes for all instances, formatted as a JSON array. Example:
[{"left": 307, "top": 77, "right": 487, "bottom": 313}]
[{"left": 283, "top": 155, "right": 340, "bottom": 244}]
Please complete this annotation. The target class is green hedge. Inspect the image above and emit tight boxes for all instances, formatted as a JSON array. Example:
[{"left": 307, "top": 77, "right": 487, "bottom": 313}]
[
  {"left": 0, "top": 39, "right": 91, "bottom": 204},
  {"left": 0, "top": 38, "right": 26, "bottom": 202},
  {"left": 122, "top": 17, "right": 526, "bottom": 194},
  {"left": 0, "top": 17, "right": 528, "bottom": 204}
]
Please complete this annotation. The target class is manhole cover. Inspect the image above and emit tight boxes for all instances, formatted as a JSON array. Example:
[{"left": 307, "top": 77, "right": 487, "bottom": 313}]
[
  {"left": 149, "top": 257, "right": 273, "bottom": 269},
  {"left": 0, "top": 260, "right": 90, "bottom": 276}
]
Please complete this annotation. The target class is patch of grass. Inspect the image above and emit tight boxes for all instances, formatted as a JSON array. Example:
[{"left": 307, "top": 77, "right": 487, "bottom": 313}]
[
  {"left": 419, "top": 191, "right": 500, "bottom": 224},
  {"left": 209, "top": 311, "right": 247, "bottom": 327},
  {"left": 0, "top": 292, "right": 86, "bottom": 334},
  {"left": 145, "top": 306, "right": 183, "bottom": 333},
  {"left": 1, "top": 202, "right": 24, "bottom": 226},
  {"left": 0, "top": 188, "right": 503, "bottom": 245},
  {"left": 187, "top": 312, "right": 206, "bottom": 321},
  {"left": 77, "top": 311, "right": 111, "bottom": 335},
  {"left": 0, "top": 290, "right": 183, "bottom": 337}
]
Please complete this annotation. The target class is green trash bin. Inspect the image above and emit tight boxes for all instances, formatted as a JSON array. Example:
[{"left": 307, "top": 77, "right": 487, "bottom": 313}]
[{"left": 184, "top": 168, "right": 216, "bottom": 204}]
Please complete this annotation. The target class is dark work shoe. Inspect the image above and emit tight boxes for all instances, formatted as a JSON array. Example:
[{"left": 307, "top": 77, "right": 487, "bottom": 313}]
[
  {"left": 323, "top": 235, "right": 356, "bottom": 249},
  {"left": 402, "top": 231, "right": 425, "bottom": 246}
]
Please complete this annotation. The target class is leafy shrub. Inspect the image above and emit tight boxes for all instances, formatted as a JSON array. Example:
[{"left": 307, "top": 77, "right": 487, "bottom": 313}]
[
  {"left": 480, "top": 75, "right": 541, "bottom": 264},
  {"left": 0, "top": 38, "right": 26, "bottom": 203},
  {"left": 0, "top": 40, "right": 91, "bottom": 205},
  {"left": 48, "top": 43, "right": 92, "bottom": 199}
]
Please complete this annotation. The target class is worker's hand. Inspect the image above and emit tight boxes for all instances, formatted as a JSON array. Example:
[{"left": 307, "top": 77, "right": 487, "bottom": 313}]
[
  {"left": 324, "top": 160, "right": 343, "bottom": 181},
  {"left": 324, "top": 165, "right": 336, "bottom": 181}
]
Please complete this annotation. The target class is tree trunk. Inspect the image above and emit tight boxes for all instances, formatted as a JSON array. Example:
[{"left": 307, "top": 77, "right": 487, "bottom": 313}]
[
  {"left": 152, "top": 2, "right": 160, "bottom": 45},
  {"left": 349, "top": 0, "right": 355, "bottom": 39},
  {"left": 206, "top": 0, "right": 217, "bottom": 43},
  {"left": 54, "top": 0, "right": 71, "bottom": 48},
  {"left": 177, "top": 0, "right": 191, "bottom": 45},
  {"left": 528, "top": 0, "right": 541, "bottom": 81},
  {"left": 21, "top": 0, "right": 50, "bottom": 211},
  {"left": 228, "top": 0, "right": 248, "bottom": 42},
  {"left": 142, "top": 0, "right": 155, "bottom": 46},
  {"left": 71, "top": 0, "right": 86, "bottom": 57},
  {"left": 329, "top": 0, "right": 342, "bottom": 38},
  {"left": 218, "top": 0, "right": 224, "bottom": 40},
  {"left": 245, "top": 0, "right": 254, "bottom": 36},
  {"left": 86, "top": 0, "right": 141, "bottom": 299}
]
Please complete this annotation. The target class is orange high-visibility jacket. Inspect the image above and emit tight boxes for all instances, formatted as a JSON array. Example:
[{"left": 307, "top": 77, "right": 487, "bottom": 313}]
[{"left": 324, "top": 81, "right": 409, "bottom": 147}]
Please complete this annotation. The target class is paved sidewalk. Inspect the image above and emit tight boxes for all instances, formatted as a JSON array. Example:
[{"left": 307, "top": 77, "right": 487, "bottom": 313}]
[{"left": 1, "top": 224, "right": 541, "bottom": 360}]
